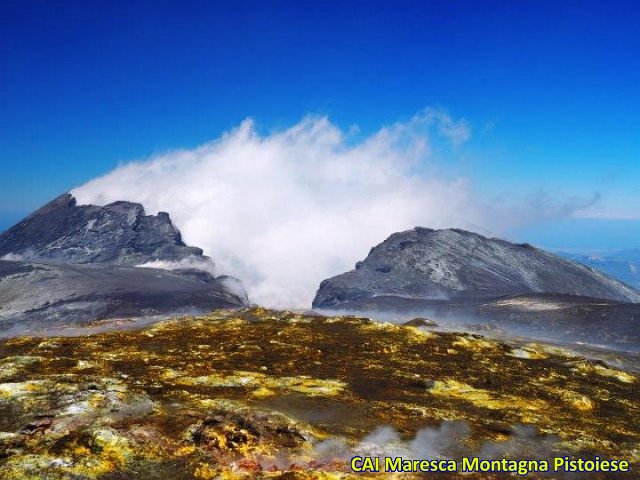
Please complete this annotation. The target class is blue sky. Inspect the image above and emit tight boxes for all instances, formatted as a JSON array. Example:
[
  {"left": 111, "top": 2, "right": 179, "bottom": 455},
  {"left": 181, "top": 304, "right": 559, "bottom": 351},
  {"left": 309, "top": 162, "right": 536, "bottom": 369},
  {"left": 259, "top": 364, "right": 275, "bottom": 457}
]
[{"left": 1, "top": 0, "right": 639, "bottom": 250}]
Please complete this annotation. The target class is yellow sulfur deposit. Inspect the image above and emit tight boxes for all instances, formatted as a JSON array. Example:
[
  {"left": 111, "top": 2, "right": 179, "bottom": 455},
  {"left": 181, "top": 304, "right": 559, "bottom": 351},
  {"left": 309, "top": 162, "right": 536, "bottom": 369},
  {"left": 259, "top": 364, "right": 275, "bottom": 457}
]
[{"left": 0, "top": 307, "right": 637, "bottom": 479}]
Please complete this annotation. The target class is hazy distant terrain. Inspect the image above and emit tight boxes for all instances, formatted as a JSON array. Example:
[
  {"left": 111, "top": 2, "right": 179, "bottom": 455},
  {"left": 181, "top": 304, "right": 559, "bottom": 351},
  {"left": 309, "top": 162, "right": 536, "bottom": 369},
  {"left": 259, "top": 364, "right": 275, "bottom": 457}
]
[{"left": 559, "top": 250, "right": 640, "bottom": 290}]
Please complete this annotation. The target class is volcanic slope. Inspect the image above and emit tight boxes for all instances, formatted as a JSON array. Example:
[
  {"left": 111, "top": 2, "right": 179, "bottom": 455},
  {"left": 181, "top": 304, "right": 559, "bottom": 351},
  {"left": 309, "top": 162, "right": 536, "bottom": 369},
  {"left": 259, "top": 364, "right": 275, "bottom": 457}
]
[
  {"left": 313, "top": 227, "right": 640, "bottom": 308},
  {"left": 0, "top": 194, "right": 248, "bottom": 329}
]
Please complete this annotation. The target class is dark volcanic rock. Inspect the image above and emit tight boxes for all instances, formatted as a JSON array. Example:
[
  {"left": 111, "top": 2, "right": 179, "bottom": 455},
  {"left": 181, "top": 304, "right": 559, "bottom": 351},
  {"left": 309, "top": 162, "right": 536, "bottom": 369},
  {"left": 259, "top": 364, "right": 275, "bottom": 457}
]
[
  {"left": 402, "top": 317, "right": 438, "bottom": 328},
  {"left": 311, "top": 292, "right": 640, "bottom": 351},
  {"left": 313, "top": 228, "right": 640, "bottom": 350},
  {"left": 0, "top": 193, "right": 202, "bottom": 265},
  {"left": 0, "top": 194, "right": 249, "bottom": 329},
  {"left": 0, "top": 260, "right": 246, "bottom": 331},
  {"left": 313, "top": 227, "right": 640, "bottom": 308},
  {"left": 474, "top": 294, "right": 640, "bottom": 349}
]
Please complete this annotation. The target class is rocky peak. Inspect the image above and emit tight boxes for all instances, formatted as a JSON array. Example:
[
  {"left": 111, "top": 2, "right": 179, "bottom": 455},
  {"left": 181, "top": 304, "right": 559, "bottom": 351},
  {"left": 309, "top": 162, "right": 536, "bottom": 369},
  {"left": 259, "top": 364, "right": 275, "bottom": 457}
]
[
  {"left": 0, "top": 193, "right": 204, "bottom": 266},
  {"left": 313, "top": 227, "right": 640, "bottom": 308}
]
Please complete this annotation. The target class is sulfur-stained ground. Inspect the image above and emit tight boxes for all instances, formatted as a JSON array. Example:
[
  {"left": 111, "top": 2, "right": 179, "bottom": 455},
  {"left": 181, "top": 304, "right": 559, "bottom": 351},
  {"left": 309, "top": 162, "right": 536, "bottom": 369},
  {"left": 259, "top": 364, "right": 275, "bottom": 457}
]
[{"left": 0, "top": 308, "right": 638, "bottom": 479}]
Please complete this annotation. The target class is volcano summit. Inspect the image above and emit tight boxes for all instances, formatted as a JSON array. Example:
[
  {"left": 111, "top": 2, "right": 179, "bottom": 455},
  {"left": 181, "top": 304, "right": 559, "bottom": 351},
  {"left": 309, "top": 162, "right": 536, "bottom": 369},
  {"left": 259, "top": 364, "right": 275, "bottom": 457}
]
[
  {"left": 0, "top": 194, "right": 248, "bottom": 332},
  {"left": 313, "top": 227, "right": 640, "bottom": 349}
]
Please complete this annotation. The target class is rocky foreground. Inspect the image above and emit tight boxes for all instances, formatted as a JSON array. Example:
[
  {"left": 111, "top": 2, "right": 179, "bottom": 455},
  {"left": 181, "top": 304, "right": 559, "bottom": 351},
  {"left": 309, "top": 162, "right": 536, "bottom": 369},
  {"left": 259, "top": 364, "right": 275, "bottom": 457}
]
[{"left": 0, "top": 308, "right": 638, "bottom": 479}]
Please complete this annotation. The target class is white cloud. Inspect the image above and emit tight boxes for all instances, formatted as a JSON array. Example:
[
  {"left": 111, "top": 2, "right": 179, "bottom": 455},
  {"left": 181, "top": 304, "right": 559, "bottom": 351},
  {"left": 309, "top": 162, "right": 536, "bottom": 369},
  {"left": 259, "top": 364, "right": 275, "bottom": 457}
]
[
  {"left": 72, "top": 109, "right": 591, "bottom": 308},
  {"left": 487, "top": 190, "right": 602, "bottom": 231}
]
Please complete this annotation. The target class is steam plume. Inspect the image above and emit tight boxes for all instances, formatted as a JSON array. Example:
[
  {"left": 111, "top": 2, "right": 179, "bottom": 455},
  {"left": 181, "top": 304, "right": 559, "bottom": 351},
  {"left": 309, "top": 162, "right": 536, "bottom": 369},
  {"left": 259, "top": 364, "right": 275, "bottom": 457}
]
[{"left": 72, "top": 109, "right": 592, "bottom": 307}]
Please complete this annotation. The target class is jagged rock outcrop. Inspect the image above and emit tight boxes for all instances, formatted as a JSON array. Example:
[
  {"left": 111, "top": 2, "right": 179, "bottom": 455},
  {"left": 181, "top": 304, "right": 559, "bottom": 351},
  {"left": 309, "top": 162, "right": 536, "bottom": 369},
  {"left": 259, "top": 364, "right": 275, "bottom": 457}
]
[
  {"left": 313, "top": 227, "right": 640, "bottom": 309},
  {"left": 0, "top": 193, "right": 202, "bottom": 265},
  {"left": 0, "top": 194, "right": 248, "bottom": 329}
]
